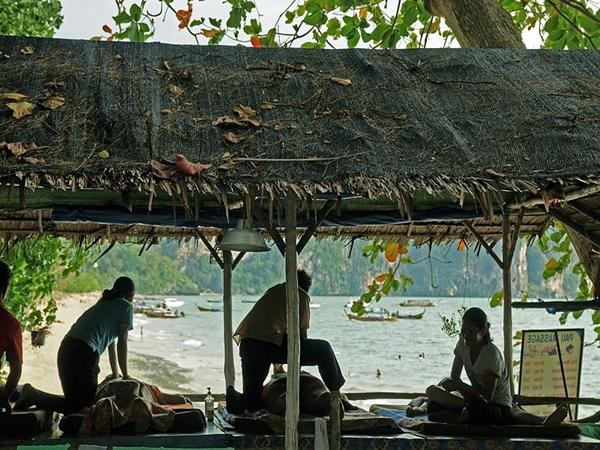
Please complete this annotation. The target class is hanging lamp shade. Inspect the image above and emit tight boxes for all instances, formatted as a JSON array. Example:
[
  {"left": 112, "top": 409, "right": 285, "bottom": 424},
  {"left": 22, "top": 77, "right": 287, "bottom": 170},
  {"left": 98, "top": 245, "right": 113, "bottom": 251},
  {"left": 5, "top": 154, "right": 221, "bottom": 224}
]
[{"left": 216, "top": 219, "right": 270, "bottom": 252}]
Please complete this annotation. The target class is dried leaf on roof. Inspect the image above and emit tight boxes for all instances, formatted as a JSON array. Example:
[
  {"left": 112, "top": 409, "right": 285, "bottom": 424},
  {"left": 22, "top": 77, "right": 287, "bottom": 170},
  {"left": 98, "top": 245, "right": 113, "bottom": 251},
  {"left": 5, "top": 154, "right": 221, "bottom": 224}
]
[
  {"left": 40, "top": 96, "right": 65, "bottom": 110},
  {"left": 330, "top": 76, "right": 352, "bottom": 86},
  {"left": 0, "top": 92, "right": 26, "bottom": 101},
  {"left": 21, "top": 156, "right": 45, "bottom": 165},
  {"left": 6, "top": 101, "right": 34, "bottom": 119},
  {"left": 175, "top": 154, "right": 211, "bottom": 176},
  {"left": 223, "top": 131, "right": 246, "bottom": 144}
]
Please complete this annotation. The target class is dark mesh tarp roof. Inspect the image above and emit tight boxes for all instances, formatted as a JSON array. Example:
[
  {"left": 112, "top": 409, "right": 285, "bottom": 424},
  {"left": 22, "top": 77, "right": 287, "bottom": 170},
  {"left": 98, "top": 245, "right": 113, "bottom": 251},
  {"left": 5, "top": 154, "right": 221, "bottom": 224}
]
[{"left": 1, "top": 36, "right": 599, "bottom": 200}]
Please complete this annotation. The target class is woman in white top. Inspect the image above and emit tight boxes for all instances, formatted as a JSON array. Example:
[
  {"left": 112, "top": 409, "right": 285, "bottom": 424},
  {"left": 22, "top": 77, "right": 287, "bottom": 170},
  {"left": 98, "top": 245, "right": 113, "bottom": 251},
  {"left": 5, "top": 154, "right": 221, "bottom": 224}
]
[
  {"left": 425, "top": 307, "right": 570, "bottom": 426},
  {"left": 425, "top": 307, "right": 513, "bottom": 424}
]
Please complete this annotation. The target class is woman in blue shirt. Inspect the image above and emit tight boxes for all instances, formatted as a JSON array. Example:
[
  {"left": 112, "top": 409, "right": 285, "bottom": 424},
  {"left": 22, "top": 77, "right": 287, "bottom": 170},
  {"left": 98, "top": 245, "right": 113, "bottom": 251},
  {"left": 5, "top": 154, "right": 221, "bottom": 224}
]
[{"left": 15, "top": 277, "right": 135, "bottom": 414}]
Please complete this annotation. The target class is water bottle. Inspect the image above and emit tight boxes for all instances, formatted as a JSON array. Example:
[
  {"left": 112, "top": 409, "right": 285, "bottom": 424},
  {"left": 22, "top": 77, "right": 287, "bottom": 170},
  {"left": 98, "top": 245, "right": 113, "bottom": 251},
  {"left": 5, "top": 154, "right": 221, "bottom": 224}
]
[{"left": 205, "top": 387, "right": 214, "bottom": 421}]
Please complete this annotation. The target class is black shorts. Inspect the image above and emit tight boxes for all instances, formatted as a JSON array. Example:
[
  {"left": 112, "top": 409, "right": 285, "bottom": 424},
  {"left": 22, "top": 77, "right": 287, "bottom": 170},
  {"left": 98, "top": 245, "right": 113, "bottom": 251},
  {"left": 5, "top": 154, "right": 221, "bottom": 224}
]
[{"left": 466, "top": 396, "right": 511, "bottom": 425}]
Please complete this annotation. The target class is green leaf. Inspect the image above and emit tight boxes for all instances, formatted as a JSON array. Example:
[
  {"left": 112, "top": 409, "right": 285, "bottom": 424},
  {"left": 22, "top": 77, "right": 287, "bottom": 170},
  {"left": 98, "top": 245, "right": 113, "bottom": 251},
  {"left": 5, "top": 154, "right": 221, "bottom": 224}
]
[
  {"left": 113, "top": 11, "right": 131, "bottom": 25},
  {"left": 304, "top": 11, "right": 325, "bottom": 26},
  {"left": 490, "top": 290, "right": 503, "bottom": 308},
  {"left": 347, "top": 29, "right": 360, "bottom": 47},
  {"left": 129, "top": 3, "right": 142, "bottom": 22}
]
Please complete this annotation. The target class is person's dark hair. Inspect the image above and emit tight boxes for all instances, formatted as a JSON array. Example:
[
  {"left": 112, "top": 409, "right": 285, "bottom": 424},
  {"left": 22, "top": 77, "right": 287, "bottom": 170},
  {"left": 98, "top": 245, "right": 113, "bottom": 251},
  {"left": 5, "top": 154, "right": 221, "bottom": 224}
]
[
  {"left": 0, "top": 261, "right": 11, "bottom": 301},
  {"left": 100, "top": 276, "right": 135, "bottom": 302},
  {"left": 297, "top": 270, "right": 312, "bottom": 293},
  {"left": 462, "top": 307, "right": 491, "bottom": 344}
]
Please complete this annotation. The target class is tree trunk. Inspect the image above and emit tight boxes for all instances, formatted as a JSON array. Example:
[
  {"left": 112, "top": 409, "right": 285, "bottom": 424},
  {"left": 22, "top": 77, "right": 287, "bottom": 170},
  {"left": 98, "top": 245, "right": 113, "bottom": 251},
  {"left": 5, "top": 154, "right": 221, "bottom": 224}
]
[{"left": 425, "top": 0, "right": 525, "bottom": 48}]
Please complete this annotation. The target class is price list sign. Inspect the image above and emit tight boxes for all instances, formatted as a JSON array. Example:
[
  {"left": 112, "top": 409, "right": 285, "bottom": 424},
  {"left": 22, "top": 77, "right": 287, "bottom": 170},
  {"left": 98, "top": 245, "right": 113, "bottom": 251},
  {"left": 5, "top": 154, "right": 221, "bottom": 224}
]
[{"left": 518, "top": 329, "right": 584, "bottom": 419}]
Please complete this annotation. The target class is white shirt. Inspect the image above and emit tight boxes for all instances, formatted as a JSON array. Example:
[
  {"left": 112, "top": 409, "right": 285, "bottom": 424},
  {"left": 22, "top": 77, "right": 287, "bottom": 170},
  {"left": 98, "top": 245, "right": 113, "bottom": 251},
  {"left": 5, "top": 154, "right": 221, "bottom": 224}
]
[{"left": 453, "top": 339, "right": 512, "bottom": 407}]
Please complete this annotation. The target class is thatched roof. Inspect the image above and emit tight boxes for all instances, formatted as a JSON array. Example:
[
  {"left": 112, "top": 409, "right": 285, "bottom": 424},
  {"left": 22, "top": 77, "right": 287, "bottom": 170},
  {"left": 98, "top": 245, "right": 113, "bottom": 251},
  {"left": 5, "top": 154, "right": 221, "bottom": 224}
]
[{"left": 0, "top": 36, "right": 599, "bottom": 244}]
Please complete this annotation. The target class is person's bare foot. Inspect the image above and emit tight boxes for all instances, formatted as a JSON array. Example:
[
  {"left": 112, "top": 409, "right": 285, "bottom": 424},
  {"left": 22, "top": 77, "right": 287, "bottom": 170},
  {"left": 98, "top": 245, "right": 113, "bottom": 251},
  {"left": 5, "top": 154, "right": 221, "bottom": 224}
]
[
  {"left": 543, "top": 402, "right": 569, "bottom": 426},
  {"left": 13, "top": 383, "right": 36, "bottom": 410}
]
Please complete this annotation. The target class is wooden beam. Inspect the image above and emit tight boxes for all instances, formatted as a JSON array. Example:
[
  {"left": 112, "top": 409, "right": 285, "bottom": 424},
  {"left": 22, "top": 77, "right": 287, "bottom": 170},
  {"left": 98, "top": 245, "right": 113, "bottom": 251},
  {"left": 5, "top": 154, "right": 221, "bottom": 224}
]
[
  {"left": 185, "top": 391, "right": 600, "bottom": 406},
  {"left": 514, "top": 395, "right": 600, "bottom": 407},
  {"left": 463, "top": 221, "right": 503, "bottom": 268},
  {"left": 506, "top": 184, "right": 600, "bottom": 210},
  {"left": 222, "top": 251, "right": 235, "bottom": 388},
  {"left": 232, "top": 252, "right": 246, "bottom": 271},
  {"left": 253, "top": 207, "right": 286, "bottom": 256},
  {"left": 284, "top": 194, "right": 300, "bottom": 450},
  {"left": 546, "top": 208, "right": 600, "bottom": 246},
  {"left": 197, "top": 233, "right": 224, "bottom": 269},
  {"left": 511, "top": 299, "right": 600, "bottom": 311},
  {"left": 297, "top": 200, "right": 337, "bottom": 254},
  {"left": 568, "top": 201, "right": 600, "bottom": 225},
  {"left": 502, "top": 214, "right": 515, "bottom": 396}
]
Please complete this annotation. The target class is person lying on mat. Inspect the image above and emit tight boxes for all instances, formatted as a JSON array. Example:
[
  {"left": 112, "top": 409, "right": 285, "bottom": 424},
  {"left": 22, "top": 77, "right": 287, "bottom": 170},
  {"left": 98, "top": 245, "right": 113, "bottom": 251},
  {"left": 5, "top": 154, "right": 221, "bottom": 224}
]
[
  {"left": 0, "top": 262, "right": 23, "bottom": 415},
  {"left": 227, "top": 270, "right": 357, "bottom": 414},
  {"left": 15, "top": 277, "right": 135, "bottom": 415},
  {"left": 60, "top": 377, "right": 203, "bottom": 434},
  {"left": 425, "top": 307, "right": 568, "bottom": 426},
  {"left": 261, "top": 368, "right": 346, "bottom": 417}
]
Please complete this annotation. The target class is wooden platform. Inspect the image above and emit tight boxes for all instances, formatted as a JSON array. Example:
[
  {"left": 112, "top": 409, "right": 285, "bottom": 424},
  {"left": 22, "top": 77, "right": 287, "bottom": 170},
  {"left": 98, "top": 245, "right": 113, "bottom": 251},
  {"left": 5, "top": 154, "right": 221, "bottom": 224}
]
[{"left": 2, "top": 423, "right": 600, "bottom": 450}]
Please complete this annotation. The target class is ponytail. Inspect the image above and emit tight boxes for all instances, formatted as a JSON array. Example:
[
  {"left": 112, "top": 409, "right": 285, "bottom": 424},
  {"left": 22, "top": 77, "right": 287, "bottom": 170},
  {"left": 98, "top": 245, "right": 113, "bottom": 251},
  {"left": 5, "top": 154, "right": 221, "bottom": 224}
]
[{"left": 100, "top": 276, "right": 135, "bottom": 302}]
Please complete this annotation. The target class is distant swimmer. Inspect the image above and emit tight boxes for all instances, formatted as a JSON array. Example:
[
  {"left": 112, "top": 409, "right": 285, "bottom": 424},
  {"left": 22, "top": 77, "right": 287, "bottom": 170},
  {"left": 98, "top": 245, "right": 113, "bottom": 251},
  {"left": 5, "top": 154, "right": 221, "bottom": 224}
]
[
  {"left": 419, "top": 352, "right": 426, "bottom": 359},
  {"left": 376, "top": 368, "right": 382, "bottom": 378},
  {"left": 398, "top": 354, "right": 402, "bottom": 360}
]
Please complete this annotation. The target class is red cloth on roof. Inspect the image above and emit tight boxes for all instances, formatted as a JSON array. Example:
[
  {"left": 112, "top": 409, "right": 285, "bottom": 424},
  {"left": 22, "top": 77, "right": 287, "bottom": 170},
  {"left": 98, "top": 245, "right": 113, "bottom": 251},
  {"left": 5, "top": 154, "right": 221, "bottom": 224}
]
[{"left": 0, "top": 305, "right": 23, "bottom": 365}]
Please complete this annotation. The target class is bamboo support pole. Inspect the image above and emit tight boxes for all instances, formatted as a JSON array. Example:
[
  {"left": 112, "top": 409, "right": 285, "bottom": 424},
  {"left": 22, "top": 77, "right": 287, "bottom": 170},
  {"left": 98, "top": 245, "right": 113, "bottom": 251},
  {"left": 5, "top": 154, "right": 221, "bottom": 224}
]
[
  {"left": 329, "top": 391, "right": 341, "bottom": 450},
  {"left": 502, "top": 214, "right": 515, "bottom": 396},
  {"left": 284, "top": 195, "right": 300, "bottom": 450},
  {"left": 223, "top": 251, "right": 235, "bottom": 388}
]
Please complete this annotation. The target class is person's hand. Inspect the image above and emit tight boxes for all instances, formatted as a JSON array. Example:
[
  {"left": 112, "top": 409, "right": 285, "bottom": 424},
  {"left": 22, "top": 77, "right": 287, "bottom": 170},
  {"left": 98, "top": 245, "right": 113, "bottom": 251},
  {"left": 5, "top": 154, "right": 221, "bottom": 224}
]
[{"left": 0, "top": 396, "right": 12, "bottom": 415}]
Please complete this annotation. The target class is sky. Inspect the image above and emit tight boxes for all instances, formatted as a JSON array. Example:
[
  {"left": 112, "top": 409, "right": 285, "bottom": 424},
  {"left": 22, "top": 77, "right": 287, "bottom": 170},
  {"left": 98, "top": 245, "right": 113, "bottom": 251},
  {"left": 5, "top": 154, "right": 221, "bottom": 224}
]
[{"left": 56, "top": 0, "right": 542, "bottom": 48}]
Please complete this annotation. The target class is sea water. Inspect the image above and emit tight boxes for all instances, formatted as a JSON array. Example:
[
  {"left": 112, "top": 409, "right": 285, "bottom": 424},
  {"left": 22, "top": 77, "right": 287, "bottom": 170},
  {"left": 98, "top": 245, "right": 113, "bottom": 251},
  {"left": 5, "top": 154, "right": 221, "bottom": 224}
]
[{"left": 128, "top": 295, "right": 600, "bottom": 417}]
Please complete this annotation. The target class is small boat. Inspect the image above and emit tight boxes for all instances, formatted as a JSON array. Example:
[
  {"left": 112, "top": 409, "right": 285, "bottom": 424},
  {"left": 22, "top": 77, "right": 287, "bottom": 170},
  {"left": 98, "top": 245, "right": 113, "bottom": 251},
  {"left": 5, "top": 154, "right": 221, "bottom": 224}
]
[
  {"left": 144, "top": 306, "right": 184, "bottom": 319},
  {"left": 346, "top": 307, "right": 425, "bottom": 322},
  {"left": 395, "top": 309, "right": 426, "bottom": 320},
  {"left": 399, "top": 299, "right": 434, "bottom": 307},
  {"left": 163, "top": 297, "right": 184, "bottom": 308},
  {"left": 197, "top": 304, "right": 222, "bottom": 312},
  {"left": 309, "top": 302, "right": 321, "bottom": 309},
  {"left": 347, "top": 308, "right": 398, "bottom": 322},
  {"left": 241, "top": 299, "right": 257, "bottom": 304}
]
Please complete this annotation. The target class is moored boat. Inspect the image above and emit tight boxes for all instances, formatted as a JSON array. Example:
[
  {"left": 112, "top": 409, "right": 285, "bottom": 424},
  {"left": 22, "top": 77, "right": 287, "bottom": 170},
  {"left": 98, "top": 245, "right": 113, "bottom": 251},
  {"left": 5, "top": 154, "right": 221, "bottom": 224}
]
[
  {"left": 399, "top": 299, "right": 434, "bottom": 307},
  {"left": 197, "top": 304, "right": 222, "bottom": 312},
  {"left": 144, "top": 306, "right": 184, "bottom": 319},
  {"left": 346, "top": 307, "right": 425, "bottom": 321}
]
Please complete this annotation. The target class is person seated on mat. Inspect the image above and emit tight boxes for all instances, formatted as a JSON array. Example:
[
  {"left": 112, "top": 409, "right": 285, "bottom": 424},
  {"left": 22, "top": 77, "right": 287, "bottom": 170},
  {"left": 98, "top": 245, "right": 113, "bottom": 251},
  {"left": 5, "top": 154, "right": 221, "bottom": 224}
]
[
  {"left": 261, "top": 366, "right": 345, "bottom": 417},
  {"left": 425, "top": 307, "right": 568, "bottom": 426},
  {"left": 226, "top": 270, "right": 356, "bottom": 414},
  {"left": 0, "top": 261, "right": 23, "bottom": 415},
  {"left": 15, "top": 277, "right": 135, "bottom": 415}
]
